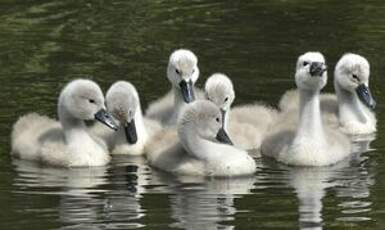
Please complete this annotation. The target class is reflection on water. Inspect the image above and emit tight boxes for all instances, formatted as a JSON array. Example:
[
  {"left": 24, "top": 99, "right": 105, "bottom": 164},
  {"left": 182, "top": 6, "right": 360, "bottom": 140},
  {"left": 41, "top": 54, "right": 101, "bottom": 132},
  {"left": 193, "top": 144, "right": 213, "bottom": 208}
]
[
  {"left": 286, "top": 155, "right": 372, "bottom": 230},
  {"left": 154, "top": 173, "right": 256, "bottom": 230},
  {"left": 10, "top": 151, "right": 376, "bottom": 229},
  {"left": 12, "top": 157, "right": 257, "bottom": 230},
  {"left": 1, "top": 0, "right": 385, "bottom": 229}
]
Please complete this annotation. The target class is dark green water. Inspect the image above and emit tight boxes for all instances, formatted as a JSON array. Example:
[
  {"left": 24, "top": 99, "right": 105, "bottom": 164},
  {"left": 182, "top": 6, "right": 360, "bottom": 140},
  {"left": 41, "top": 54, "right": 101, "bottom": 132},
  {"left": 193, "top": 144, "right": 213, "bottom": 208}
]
[{"left": 1, "top": 0, "right": 385, "bottom": 229}]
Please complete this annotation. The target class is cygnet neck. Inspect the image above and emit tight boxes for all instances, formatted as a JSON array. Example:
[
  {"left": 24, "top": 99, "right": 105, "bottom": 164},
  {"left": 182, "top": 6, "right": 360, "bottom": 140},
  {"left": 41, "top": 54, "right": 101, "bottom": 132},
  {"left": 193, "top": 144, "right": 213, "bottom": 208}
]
[
  {"left": 58, "top": 97, "right": 89, "bottom": 144},
  {"left": 223, "top": 110, "right": 230, "bottom": 132},
  {"left": 172, "top": 86, "right": 189, "bottom": 121},
  {"left": 179, "top": 123, "right": 224, "bottom": 161},
  {"left": 134, "top": 104, "right": 148, "bottom": 140},
  {"left": 295, "top": 88, "right": 326, "bottom": 145},
  {"left": 334, "top": 81, "right": 370, "bottom": 125}
]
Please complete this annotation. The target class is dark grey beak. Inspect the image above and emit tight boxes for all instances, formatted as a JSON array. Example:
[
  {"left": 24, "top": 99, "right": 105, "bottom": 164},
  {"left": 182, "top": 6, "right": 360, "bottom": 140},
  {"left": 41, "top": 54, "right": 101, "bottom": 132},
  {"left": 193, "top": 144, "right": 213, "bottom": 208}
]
[
  {"left": 179, "top": 79, "right": 195, "bottom": 103},
  {"left": 220, "top": 109, "right": 227, "bottom": 128},
  {"left": 216, "top": 127, "right": 233, "bottom": 145},
  {"left": 356, "top": 84, "right": 376, "bottom": 110},
  {"left": 310, "top": 62, "right": 327, "bottom": 77},
  {"left": 94, "top": 109, "right": 118, "bottom": 131},
  {"left": 125, "top": 119, "right": 138, "bottom": 144}
]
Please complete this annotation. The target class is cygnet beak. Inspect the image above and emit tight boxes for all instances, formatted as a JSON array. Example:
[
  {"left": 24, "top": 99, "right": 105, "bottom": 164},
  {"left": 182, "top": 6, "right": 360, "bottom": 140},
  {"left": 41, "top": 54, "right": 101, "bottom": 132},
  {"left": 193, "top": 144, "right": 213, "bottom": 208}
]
[
  {"left": 216, "top": 127, "right": 233, "bottom": 145},
  {"left": 179, "top": 79, "right": 195, "bottom": 103},
  {"left": 356, "top": 84, "right": 376, "bottom": 110},
  {"left": 310, "top": 62, "right": 327, "bottom": 77},
  {"left": 124, "top": 118, "right": 138, "bottom": 144},
  {"left": 94, "top": 109, "right": 118, "bottom": 131}
]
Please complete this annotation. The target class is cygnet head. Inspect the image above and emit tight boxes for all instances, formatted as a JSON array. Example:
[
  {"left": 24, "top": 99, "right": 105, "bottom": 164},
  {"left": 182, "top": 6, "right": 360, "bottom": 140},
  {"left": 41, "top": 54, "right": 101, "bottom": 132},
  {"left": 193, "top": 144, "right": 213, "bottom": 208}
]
[
  {"left": 204, "top": 73, "right": 235, "bottom": 126},
  {"left": 334, "top": 53, "right": 376, "bottom": 110},
  {"left": 59, "top": 79, "right": 118, "bottom": 130},
  {"left": 295, "top": 52, "right": 328, "bottom": 91},
  {"left": 106, "top": 81, "right": 139, "bottom": 144},
  {"left": 167, "top": 49, "right": 200, "bottom": 103},
  {"left": 178, "top": 100, "right": 233, "bottom": 146}
]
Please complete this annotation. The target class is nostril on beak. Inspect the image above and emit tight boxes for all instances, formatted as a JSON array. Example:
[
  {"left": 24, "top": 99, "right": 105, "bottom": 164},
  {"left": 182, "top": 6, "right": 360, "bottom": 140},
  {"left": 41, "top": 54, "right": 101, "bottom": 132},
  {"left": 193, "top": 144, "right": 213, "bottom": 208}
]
[{"left": 310, "top": 62, "right": 326, "bottom": 77}]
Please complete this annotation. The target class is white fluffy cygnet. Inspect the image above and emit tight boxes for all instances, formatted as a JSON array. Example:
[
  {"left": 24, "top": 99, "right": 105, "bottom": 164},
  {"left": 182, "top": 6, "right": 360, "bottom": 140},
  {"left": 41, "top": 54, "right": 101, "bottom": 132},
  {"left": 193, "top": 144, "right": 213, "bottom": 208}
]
[
  {"left": 145, "top": 49, "right": 203, "bottom": 126},
  {"left": 204, "top": 73, "right": 278, "bottom": 150},
  {"left": 278, "top": 53, "right": 376, "bottom": 135},
  {"left": 261, "top": 52, "right": 352, "bottom": 166},
  {"left": 145, "top": 100, "right": 256, "bottom": 177},
  {"left": 91, "top": 81, "right": 162, "bottom": 155},
  {"left": 11, "top": 79, "right": 118, "bottom": 167}
]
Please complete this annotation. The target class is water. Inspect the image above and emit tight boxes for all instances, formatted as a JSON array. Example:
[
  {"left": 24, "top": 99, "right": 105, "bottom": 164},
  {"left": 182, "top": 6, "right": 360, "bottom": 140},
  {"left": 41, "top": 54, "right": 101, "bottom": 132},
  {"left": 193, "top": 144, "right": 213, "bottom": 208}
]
[{"left": 1, "top": 0, "right": 385, "bottom": 229}]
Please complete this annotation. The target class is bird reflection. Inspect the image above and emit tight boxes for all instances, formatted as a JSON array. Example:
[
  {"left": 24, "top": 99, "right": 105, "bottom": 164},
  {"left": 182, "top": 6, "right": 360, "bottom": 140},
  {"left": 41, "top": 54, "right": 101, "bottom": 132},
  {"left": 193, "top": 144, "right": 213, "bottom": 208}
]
[
  {"left": 150, "top": 171, "right": 256, "bottom": 230},
  {"left": 12, "top": 156, "right": 149, "bottom": 229},
  {"left": 280, "top": 136, "right": 374, "bottom": 230},
  {"left": 101, "top": 156, "right": 149, "bottom": 229}
]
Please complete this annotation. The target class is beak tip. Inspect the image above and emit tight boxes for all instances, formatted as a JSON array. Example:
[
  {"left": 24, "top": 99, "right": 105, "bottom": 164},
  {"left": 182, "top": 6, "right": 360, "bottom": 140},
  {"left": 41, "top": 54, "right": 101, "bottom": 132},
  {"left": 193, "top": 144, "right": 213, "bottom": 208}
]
[
  {"left": 125, "top": 120, "right": 138, "bottom": 144},
  {"left": 94, "top": 109, "right": 118, "bottom": 131},
  {"left": 179, "top": 80, "right": 195, "bottom": 103},
  {"left": 356, "top": 84, "right": 376, "bottom": 111},
  {"left": 215, "top": 128, "right": 233, "bottom": 145}
]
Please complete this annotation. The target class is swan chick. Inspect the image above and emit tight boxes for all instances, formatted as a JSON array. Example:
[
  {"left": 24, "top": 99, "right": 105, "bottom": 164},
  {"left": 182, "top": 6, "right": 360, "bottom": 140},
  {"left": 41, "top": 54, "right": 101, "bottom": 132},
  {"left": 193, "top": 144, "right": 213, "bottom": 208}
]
[
  {"left": 93, "top": 81, "right": 162, "bottom": 155},
  {"left": 204, "top": 73, "right": 235, "bottom": 131},
  {"left": 146, "top": 100, "right": 256, "bottom": 177},
  {"left": 261, "top": 52, "right": 352, "bottom": 166},
  {"left": 145, "top": 49, "right": 201, "bottom": 126},
  {"left": 204, "top": 73, "right": 278, "bottom": 150},
  {"left": 278, "top": 53, "right": 376, "bottom": 135},
  {"left": 11, "top": 79, "right": 118, "bottom": 167},
  {"left": 334, "top": 53, "right": 376, "bottom": 134}
]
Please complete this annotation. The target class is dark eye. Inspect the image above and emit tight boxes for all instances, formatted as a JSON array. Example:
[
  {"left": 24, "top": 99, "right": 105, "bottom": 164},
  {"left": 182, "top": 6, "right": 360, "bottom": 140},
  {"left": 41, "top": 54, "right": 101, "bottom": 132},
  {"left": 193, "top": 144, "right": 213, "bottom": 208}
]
[
  {"left": 89, "top": 99, "right": 95, "bottom": 104},
  {"left": 303, "top": 61, "right": 309, "bottom": 66},
  {"left": 175, "top": 69, "right": 181, "bottom": 75},
  {"left": 352, "top": 74, "right": 360, "bottom": 81},
  {"left": 216, "top": 117, "right": 220, "bottom": 123},
  {"left": 224, "top": 97, "right": 229, "bottom": 103},
  {"left": 192, "top": 69, "right": 195, "bottom": 74}
]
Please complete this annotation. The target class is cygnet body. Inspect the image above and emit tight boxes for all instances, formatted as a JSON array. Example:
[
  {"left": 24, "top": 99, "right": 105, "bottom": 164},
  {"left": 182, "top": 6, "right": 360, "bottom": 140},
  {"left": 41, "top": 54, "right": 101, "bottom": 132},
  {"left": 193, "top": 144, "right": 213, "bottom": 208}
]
[
  {"left": 261, "top": 52, "right": 352, "bottom": 166},
  {"left": 278, "top": 53, "right": 376, "bottom": 135},
  {"left": 146, "top": 100, "right": 256, "bottom": 177},
  {"left": 11, "top": 79, "right": 118, "bottom": 167},
  {"left": 92, "top": 81, "right": 162, "bottom": 155},
  {"left": 204, "top": 73, "right": 278, "bottom": 150},
  {"left": 145, "top": 49, "right": 203, "bottom": 126}
]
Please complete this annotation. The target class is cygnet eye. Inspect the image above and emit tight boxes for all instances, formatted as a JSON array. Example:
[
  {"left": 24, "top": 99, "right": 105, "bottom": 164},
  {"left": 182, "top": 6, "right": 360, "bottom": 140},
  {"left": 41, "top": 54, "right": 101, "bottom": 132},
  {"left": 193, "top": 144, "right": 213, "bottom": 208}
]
[
  {"left": 89, "top": 99, "right": 95, "bottom": 104},
  {"left": 303, "top": 61, "right": 309, "bottom": 66},
  {"left": 175, "top": 69, "right": 181, "bottom": 75},
  {"left": 205, "top": 93, "right": 211, "bottom": 101},
  {"left": 352, "top": 74, "right": 360, "bottom": 81},
  {"left": 215, "top": 117, "right": 220, "bottom": 123},
  {"left": 224, "top": 97, "right": 229, "bottom": 103}
]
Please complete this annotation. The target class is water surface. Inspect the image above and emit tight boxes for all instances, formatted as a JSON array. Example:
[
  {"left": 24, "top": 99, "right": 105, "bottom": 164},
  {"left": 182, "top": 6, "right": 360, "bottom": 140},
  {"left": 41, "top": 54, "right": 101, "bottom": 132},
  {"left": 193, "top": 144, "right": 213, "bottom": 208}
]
[{"left": 1, "top": 0, "right": 385, "bottom": 229}]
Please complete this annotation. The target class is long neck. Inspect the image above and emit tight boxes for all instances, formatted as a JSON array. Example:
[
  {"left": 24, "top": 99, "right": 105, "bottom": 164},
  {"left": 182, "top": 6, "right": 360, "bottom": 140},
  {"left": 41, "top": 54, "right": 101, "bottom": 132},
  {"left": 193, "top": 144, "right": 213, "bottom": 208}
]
[
  {"left": 179, "top": 124, "right": 224, "bottom": 161},
  {"left": 172, "top": 87, "right": 188, "bottom": 121},
  {"left": 134, "top": 104, "right": 148, "bottom": 142},
  {"left": 58, "top": 100, "right": 89, "bottom": 144},
  {"left": 223, "top": 110, "right": 230, "bottom": 132},
  {"left": 295, "top": 89, "right": 326, "bottom": 144},
  {"left": 335, "top": 81, "right": 371, "bottom": 125}
]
